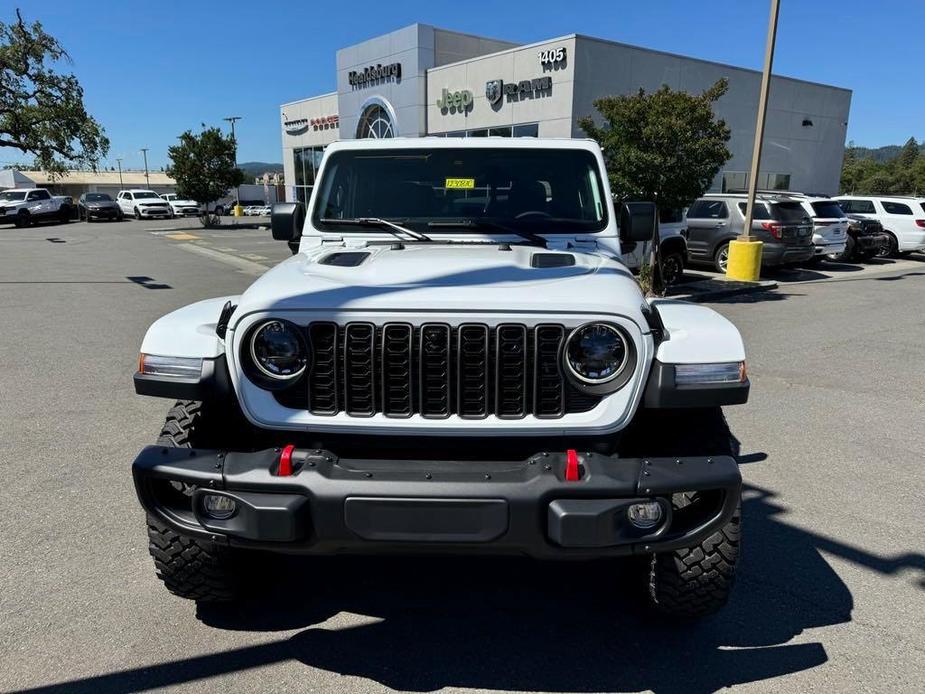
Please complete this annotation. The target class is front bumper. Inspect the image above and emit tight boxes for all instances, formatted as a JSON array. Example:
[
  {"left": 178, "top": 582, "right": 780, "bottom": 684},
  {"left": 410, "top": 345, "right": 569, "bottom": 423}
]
[
  {"left": 856, "top": 233, "right": 888, "bottom": 252},
  {"left": 140, "top": 207, "right": 171, "bottom": 217},
  {"left": 132, "top": 445, "right": 741, "bottom": 558}
]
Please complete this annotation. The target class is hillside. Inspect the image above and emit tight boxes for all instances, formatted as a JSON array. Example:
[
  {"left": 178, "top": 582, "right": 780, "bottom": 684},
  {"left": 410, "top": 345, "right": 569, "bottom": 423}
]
[
  {"left": 848, "top": 142, "right": 925, "bottom": 162},
  {"left": 238, "top": 161, "right": 283, "bottom": 177}
]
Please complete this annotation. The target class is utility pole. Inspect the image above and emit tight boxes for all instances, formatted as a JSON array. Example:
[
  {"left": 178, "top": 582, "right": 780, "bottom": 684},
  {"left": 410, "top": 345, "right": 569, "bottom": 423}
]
[
  {"left": 140, "top": 148, "right": 150, "bottom": 189},
  {"left": 726, "top": 0, "right": 780, "bottom": 281},
  {"left": 223, "top": 116, "right": 242, "bottom": 215},
  {"left": 116, "top": 158, "right": 123, "bottom": 188}
]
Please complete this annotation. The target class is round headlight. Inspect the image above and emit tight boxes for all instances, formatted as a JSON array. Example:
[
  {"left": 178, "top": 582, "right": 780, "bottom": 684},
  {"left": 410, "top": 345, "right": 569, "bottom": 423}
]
[
  {"left": 565, "top": 323, "right": 628, "bottom": 384},
  {"left": 249, "top": 320, "right": 307, "bottom": 380}
]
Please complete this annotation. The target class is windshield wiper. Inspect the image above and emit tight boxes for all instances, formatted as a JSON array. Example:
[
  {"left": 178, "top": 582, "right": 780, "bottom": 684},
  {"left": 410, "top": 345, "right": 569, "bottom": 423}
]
[
  {"left": 427, "top": 219, "right": 547, "bottom": 248},
  {"left": 320, "top": 217, "right": 431, "bottom": 242}
]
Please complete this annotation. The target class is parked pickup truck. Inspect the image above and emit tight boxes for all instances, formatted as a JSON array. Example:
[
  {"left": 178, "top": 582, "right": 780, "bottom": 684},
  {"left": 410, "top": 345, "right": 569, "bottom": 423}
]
[
  {"left": 0, "top": 188, "right": 72, "bottom": 227},
  {"left": 132, "top": 137, "right": 749, "bottom": 618}
]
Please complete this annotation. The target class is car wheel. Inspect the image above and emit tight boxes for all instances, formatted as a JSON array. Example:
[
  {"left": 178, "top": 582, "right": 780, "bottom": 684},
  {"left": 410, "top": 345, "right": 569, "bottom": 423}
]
[
  {"left": 660, "top": 252, "right": 685, "bottom": 286},
  {"left": 15, "top": 210, "right": 30, "bottom": 228},
  {"left": 713, "top": 242, "right": 730, "bottom": 274},
  {"left": 134, "top": 207, "right": 141, "bottom": 221},
  {"left": 880, "top": 232, "right": 899, "bottom": 258},
  {"left": 827, "top": 236, "right": 854, "bottom": 262}
]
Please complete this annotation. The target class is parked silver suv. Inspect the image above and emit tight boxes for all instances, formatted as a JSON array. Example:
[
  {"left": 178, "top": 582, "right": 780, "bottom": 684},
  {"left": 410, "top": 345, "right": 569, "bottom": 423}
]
[{"left": 685, "top": 194, "right": 815, "bottom": 273}]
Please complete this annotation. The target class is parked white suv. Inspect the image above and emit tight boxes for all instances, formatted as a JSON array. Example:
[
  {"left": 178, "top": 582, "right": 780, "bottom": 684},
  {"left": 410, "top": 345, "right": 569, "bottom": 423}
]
[
  {"left": 789, "top": 195, "right": 849, "bottom": 261},
  {"left": 117, "top": 190, "right": 172, "bottom": 220},
  {"left": 161, "top": 193, "right": 202, "bottom": 217},
  {"left": 834, "top": 196, "right": 925, "bottom": 257}
]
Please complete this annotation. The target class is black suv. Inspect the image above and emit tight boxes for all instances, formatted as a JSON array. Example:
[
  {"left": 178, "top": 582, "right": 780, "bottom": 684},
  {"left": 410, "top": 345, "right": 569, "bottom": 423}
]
[{"left": 685, "top": 194, "right": 815, "bottom": 273}]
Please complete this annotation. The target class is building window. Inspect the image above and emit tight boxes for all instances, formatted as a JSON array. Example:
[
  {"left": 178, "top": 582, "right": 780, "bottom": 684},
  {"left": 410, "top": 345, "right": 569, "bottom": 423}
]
[
  {"left": 432, "top": 123, "right": 539, "bottom": 138},
  {"left": 356, "top": 104, "right": 394, "bottom": 138},
  {"left": 512, "top": 123, "right": 539, "bottom": 137},
  {"left": 721, "top": 171, "right": 791, "bottom": 193}
]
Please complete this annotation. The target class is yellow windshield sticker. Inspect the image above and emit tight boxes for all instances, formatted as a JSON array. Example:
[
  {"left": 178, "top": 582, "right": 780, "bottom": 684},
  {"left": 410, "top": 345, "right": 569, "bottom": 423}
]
[{"left": 445, "top": 177, "right": 475, "bottom": 189}]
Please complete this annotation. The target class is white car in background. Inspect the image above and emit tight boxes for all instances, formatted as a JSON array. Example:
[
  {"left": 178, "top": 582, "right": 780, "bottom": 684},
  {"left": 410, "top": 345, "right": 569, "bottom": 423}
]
[
  {"left": 834, "top": 195, "right": 925, "bottom": 257},
  {"left": 161, "top": 193, "right": 202, "bottom": 217},
  {"left": 117, "top": 190, "right": 172, "bottom": 219},
  {"left": 790, "top": 195, "right": 849, "bottom": 261},
  {"left": 256, "top": 205, "right": 272, "bottom": 216}
]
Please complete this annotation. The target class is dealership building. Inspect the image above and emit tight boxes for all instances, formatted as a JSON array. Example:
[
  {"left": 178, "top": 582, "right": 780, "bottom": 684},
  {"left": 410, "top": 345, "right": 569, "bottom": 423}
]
[{"left": 280, "top": 23, "right": 851, "bottom": 205}]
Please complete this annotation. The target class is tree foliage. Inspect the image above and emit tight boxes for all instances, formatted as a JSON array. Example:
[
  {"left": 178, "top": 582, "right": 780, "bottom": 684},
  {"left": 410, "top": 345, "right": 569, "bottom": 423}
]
[
  {"left": 840, "top": 137, "right": 924, "bottom": 195},
  {"left": 167, "top": 126, "right": 244, "bottom": 224},
  {"left": 0, "top": 8, "right": 108, "bottom": 174},
  {"left": 578, "top": 79, "right": 732, "bottom": 212}
]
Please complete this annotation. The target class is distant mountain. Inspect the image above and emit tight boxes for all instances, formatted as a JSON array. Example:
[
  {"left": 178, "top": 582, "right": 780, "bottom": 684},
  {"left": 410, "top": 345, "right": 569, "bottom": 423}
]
[
  {"left": 848, "top": 143, "right": 925, "bottom": 162},
  {"left": 238, "top": 161, "right": 283, "bottom": 177}
]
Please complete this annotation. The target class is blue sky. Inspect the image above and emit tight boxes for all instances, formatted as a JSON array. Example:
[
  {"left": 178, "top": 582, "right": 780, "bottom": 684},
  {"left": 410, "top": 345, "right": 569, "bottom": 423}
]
[{"left": 4, "top": 0, "right": 923, "bottom": 170}]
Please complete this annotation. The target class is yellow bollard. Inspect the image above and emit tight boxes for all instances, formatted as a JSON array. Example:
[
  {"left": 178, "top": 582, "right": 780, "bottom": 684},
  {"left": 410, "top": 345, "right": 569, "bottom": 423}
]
[
  {"left": 233, "top": 204, "right": 244, "bottom": 217},
  {"left": 725, "top": 239, "right": 764, "bottom": 282}
]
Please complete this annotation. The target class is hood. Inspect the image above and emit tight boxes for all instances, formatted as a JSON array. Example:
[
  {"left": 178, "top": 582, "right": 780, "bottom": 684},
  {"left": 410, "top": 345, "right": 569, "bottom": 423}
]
[
  {"left": 234, "top": 242, "right": 647, "bottom": 326},
  {"left": 0, "top": 199, "right": 25, "bottom": 208},
  {"left": 168, "top": 199, "right": 199, "bottom": 206},
  {"left": 86, "top": 200, "right": 119, "bottom": 208}
]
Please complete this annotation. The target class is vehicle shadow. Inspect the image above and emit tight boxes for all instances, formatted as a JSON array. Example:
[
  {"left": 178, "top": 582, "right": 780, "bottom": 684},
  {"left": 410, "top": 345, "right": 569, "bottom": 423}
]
[{"left": 26, "top": 479, "right": 899, "bottom": 694}]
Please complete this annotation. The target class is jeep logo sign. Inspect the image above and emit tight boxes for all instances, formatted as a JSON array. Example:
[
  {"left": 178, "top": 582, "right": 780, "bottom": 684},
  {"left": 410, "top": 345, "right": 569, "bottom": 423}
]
[{"left": 436, "top": 88, "right": 473, "bottom": 113}]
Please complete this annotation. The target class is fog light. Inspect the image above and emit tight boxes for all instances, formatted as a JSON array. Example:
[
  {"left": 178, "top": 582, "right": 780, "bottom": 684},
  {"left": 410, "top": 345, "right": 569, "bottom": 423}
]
[
  {"left": 627, "top": 501, "right": 663, "bottom": 529},
  {"left": 202, "top": 494, "right": 236, "bottom": 520}
]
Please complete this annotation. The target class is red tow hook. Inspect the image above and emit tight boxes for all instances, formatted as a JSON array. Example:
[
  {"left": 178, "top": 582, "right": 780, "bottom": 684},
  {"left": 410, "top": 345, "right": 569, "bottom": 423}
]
[
  {"left": 565, "top": 449, "right": 581, "bottom": 481},
  {"left": 277, "top": 444, "right": 296, "bottom": 476}
]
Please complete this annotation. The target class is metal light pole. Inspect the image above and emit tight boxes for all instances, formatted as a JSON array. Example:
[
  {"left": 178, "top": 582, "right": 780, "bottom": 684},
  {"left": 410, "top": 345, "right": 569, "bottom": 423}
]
[
  {"left": 116, "top": 158, "right": 123, "bottom": 188},
  {"left": 726, "top": 0, "right": 780, "bottom": 281},
  {"left": 140, "top": 148, "right": 150, "bottom": 189},
  {"left": 224, "top": 116, "right": 242, "bottom": 215}
]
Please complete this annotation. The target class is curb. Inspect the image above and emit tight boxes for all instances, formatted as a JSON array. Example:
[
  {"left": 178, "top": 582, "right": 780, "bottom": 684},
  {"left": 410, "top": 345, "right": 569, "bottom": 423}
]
[{"left": 667, "top": 279, "right": 778, "bottom": 302}]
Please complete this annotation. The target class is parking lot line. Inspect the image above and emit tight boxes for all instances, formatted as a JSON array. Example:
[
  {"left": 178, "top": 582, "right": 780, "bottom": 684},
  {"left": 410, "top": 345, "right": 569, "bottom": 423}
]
[
  {"left": 165, "top": 232, "right": 200, "bottom": 240},
  {"left": 175, "top": 243, "right": 268, "bottom": 275}
]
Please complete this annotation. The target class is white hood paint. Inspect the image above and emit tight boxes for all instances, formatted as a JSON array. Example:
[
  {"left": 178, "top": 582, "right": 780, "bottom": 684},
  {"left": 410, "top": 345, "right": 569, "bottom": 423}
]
[{"left": 232, "top": 243, "right": 649, "bottom": 327}]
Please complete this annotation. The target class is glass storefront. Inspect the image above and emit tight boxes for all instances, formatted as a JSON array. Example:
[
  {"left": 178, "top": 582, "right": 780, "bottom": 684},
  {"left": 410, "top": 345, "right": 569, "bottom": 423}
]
[
  {"left": 293, "top": 146, "right": 325, "bottom": 206},
  {"left": 435, "top": 123, "right": 539, "bottom": 138},
  {"left": 721, "top": 170, "right": 792, "bottom": 193}
]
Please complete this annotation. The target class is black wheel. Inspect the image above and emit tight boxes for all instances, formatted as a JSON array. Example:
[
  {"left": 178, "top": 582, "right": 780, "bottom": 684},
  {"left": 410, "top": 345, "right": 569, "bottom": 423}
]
[
  {"left": 58, "top": 206, "right": 70, "bottom": 223},
  {"left": 713, "top": 242, "right": 730, "bottom": 274},
  {"left": 134, "top": 206, "right": 141, "bottom": 220},
  {"left": 146, "top": 401, "right": 244, "bottom": 602},
  {"left": 621, "top": 408, "right": 741, "bottom": 618},
  {"left": 661, "top": 252, "right": 685, "bottom": 286},
  {"left": 116, "top": 211, "right": 124, "bottom": 222},
  {"left": 827, "top": 236, "right": 854, "bottom": 262},
  {"left": 881, "top": 232, "right": 899, "bottom": 258},
  {"left": 15, "top": 210, "right": 30, "bottom": 228}
]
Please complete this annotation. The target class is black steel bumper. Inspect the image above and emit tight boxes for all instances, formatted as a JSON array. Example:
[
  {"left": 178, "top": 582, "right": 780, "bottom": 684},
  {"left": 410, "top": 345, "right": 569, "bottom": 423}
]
[{"left": 133, "top": 445, "right": 741, "bottom": 559}]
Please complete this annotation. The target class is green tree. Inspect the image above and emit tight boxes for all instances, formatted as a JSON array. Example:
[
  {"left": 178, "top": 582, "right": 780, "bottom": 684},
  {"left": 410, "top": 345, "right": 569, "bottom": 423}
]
[
  {"left": 578, "top": 79, "right": 732, "bottom": 212},
  {"left": 167, "top": 126, "right": 244, "bottom": 227},
  {"left": 0, "top": 9, "right": 108, "bottom": 174}
]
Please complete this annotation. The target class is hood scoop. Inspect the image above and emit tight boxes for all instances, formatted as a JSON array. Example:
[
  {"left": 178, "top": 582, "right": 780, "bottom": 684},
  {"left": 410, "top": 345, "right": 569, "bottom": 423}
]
[
  {"left": 531, "top": 252, "right": 576, "bottom": 268},
  {"left": 318, "top": 251, "right": 371, "bottom": 267}
]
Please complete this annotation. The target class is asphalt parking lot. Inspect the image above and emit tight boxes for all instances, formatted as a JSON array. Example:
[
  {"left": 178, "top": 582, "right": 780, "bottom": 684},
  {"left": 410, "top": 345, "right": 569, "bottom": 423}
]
[{"left": 1, "top": 216, "right": 923, "bottom": 693}]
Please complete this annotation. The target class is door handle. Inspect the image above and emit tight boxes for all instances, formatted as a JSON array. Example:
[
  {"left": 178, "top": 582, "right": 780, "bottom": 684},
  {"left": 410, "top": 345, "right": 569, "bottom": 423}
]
[{"left": 715, "top": 222, "right": 726, "bottom": 227}]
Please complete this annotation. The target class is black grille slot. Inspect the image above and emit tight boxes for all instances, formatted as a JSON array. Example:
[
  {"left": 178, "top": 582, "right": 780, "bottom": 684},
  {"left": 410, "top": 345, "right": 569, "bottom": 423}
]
[
  {"left": 343, "top": 323, "right": 375, "bottom": 416},
  {"left": 495, "top": 324, "right": 527, "bottom": 418},
  {"left": 533, "top": 324, "right": 565, "bottom": 418},
  {"left": 457, "top": 324, "right": 489, "bottom": 418},
  {"left": 381, "top": 324, "right": 413, "bottom": 417},
  {"left": 420, "top": 324, "right": 451, "bottom": 418},
  {"left": 308, "top": 323, "right": 338, "bottom": 414}
]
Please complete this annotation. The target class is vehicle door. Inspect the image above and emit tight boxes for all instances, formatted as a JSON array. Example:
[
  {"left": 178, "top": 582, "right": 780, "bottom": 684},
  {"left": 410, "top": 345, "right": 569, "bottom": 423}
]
[
  {"left": 878, "top": 200, "right": 915, "bottom": 246},
  {"left": 25, "top": 190, "right": 47, "bottom": 216},
  {"left": 119, "top": 192, "right": 133, "bottom": 214},
  {"left": 685, "top": 199, "right": 730, "bottom": 259}
]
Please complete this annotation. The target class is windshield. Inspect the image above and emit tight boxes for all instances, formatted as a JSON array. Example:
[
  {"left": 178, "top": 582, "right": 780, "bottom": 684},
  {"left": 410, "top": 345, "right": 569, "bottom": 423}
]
[
  {"left": 133, "top": 191, "right": 159, "bottom": 199},
  {"left": 85, "top": 193, "right": 112, "bottom": 202},
  {"left": 0, "top": 191, "right": 27, "bottom": 202},
  {"left": 313, "top": 148, "right": 608, "bottom": 233}
]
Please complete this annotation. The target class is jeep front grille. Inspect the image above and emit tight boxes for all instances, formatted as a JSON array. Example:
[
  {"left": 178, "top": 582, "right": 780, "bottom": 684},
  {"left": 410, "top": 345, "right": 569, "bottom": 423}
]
[{"left": 285, "top": 322, "right": 600, "bottom": 419}]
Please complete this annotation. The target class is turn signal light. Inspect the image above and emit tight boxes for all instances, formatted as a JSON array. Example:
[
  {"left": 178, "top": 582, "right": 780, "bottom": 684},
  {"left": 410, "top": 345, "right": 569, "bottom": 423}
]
[
  {"left": 674, "top": 362, "right": 746, "bottom": 385},
  {"left": 139, "top": 353, "right": 203, "bottom": 378}
]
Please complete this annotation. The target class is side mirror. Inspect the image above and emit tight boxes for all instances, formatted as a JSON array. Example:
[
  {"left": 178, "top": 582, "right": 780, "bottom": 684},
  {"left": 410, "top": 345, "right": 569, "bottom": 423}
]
[
  {"left": 271, "top": 202, "right": 305, "bottom": 242},
  {"left": 619, "top": 202, "right": 657, "bottom": 244}
]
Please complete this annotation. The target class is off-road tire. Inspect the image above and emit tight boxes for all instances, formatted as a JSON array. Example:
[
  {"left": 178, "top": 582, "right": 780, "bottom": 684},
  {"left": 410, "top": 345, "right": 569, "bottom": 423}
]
[
  {"left": 621, "top": 407, "right": 742, "bottom": 618},
  {"left": 661, "top": 252, "right": 685, "bottom": 286},
  {"left": 146, "top": 400, "right": 240, "bottom": 601}
]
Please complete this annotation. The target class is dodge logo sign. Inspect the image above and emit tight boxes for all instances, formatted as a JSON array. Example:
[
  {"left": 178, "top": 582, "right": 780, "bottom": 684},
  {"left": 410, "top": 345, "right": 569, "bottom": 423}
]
[{"left": 485, "top": 79, "right": 503, "bottom": 105}]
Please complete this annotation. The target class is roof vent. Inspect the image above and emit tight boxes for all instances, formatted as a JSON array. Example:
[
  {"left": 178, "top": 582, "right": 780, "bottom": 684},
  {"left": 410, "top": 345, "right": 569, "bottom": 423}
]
[
  {"left": 531, "top": 253, "right": 576, "bottom": 268},
  {"left": 319, "top": 252, "right": 370, "bottom": 267}
]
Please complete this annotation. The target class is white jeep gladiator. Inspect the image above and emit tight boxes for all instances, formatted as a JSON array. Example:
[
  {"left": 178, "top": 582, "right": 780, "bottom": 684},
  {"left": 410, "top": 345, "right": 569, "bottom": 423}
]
[
  {"left": 132, "top": 138, "right": 749, "bottom": 617},
  {"left": 0, "top": 187, "right": 72, "bottom": 227}
]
